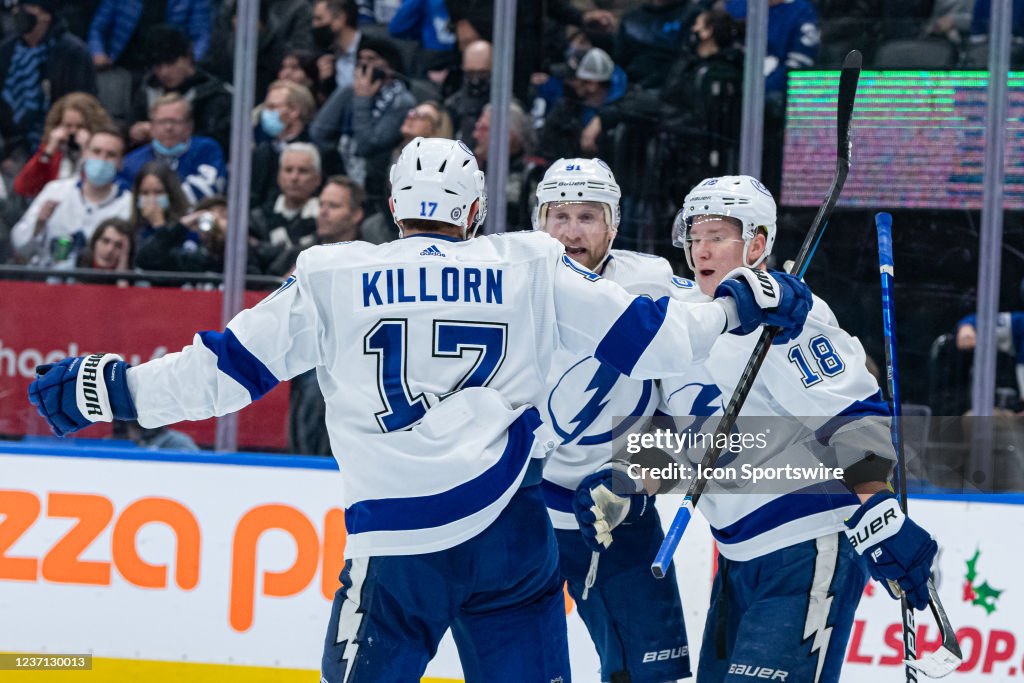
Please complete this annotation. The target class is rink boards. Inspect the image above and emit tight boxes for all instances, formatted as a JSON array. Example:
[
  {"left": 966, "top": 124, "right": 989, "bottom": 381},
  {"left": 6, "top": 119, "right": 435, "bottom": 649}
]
[{"left": 0, "top": 441, "right": 1021, "bottom": 681}]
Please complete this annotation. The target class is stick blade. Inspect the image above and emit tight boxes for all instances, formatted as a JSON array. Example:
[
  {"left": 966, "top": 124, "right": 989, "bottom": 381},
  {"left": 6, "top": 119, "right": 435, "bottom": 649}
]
[
  {"left": 904, "top": 646, "right": 962, "bottom": 678},
  {"left": 842, "top": 49, "right": 863, "bottom": 70}
]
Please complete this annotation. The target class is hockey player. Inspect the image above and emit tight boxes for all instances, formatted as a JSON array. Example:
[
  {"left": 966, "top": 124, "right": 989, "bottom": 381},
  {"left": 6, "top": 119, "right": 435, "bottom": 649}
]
[
  {"left": 535, "top": 158, "right": 705, "bottom": 682},
  {"left": 27, "top": 144, "right": 813, "bottom": 683},
  {"left": 574, "top": 175, "right": 939, "bottom": 683}
]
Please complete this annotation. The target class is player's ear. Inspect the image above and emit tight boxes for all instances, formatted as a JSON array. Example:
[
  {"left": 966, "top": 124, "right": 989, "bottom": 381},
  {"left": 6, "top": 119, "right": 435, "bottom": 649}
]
[{"left": 465, "top": 200, "right": 479, "bottom": 234}]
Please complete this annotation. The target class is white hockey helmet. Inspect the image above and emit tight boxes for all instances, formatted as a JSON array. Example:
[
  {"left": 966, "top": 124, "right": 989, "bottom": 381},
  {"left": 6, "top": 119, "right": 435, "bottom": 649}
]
[
  {"left": 389, "top": 137, "right": 488, "bottom": 238},
  {"left": 532, "top": 157, "right": 621, "bottom": 231},
  {"left": 672, "top": 175, "right": 777, "bottom": 270}
]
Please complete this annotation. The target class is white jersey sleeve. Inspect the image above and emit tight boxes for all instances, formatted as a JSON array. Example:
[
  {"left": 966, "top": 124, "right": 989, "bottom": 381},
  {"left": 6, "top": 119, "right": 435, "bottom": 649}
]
[
  {"left": 551, "top": 248, "right": 731, "bottom": 379},
  {"left": 127, "top": 269, "right": 320, "bottom": 426}
]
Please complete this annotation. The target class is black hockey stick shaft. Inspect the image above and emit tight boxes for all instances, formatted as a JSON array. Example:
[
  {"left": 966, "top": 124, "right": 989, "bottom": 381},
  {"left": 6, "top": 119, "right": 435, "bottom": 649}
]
[
  {"left": 652, "top": 50, "right": 863, "bottom": 578},
  {"left": 876, "top": 213, "right": 962, "bottom": 679}
]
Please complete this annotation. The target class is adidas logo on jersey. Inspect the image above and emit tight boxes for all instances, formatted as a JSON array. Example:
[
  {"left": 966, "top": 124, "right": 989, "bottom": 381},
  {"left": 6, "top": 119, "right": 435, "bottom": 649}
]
[{"left": 419, "top": 244, "right": 445, "bottom": 257}]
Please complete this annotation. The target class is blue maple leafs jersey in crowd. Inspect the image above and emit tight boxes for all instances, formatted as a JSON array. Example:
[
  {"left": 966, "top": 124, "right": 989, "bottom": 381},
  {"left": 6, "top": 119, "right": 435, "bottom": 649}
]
[
  {"left": 541, "top": 251, "right": 722, "bottom": 529},
  {"left": 125, "top": 231, "right": 734, "bottom": 558},
  {"left": 662, "top": 288, "right": 894, "bottom": 561}
]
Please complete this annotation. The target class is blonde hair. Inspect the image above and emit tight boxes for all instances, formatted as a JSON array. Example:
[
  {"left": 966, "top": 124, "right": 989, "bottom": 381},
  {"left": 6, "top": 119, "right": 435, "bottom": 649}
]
[
  {"left": 149, "top": 92, "right": 193, "bottom": 121},
  {"left": 266, "top": 79, "right": 317, "bottom": 123},
  {"left": 420, "top": 101, "right": 454, "bottom": 140},
  {"left": 43, "top": 93, "right": 113, "bottom": 144}
]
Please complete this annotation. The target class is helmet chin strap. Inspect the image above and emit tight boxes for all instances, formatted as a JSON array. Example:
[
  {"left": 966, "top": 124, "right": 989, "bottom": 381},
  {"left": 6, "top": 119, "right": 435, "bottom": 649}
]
[
  {"left": 593, "top": 232, "right": 616, "bottom": 273},
  {"left": 742, "top": 239, "right": 768, "bottom": 269}
]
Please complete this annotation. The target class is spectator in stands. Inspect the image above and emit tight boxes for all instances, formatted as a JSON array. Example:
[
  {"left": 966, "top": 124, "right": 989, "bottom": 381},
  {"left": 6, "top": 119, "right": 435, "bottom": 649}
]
[
  {"left": 134, "top": 170, "right": 225, "bottom": 274},
  {"left": 285, "top": 176, "right": 368, "bottom": 457},
  {"left": 654, "top": 8, "right": 744, "bottom": 187},
  {"left": 957, "top": 312, "right": 1024, "bottom": 405},
  {"left": 398, "top": 101, "right": 454, "bottom": 152},
  {"left": 358, "top": 0, "right": 403, "bottom": 25},
  {"left": 538, "top": 48, "right": 626, "bottom": 160},
  {"left": 278, "top": 48, "right": 323, "bottom": 103},
  {"left": 203, "top": 0, "right": 314, "bottom": 103},
  {"left": 444, "top": 40, "right": 492, "bottom": 147},
  {"left": 129, "top": 25, "right": 233, "bottom": 153},
  {"left": 10, "top": 126, "right": 132, "bottom": 267},
  {"left": 312, "top": 0, "right": 362, "bottom": 97},
  {"left": 120, "top": 93, "right": 227, "bottom": 205},
  {"left": 88, "top": 0, "right": 212, "bottom": 71},
  {"left": 14, "top": 92, "right": 113, "bottom": 199},
  {"left": 472, "top": 102, "right": 539, "bottom": 230},
  {"left": 0, "top": 1, "right": 97, "bottom": 163},
  {"left": 76, "top": 217, "right": 134, "bottom": 271},
  {"left": 252, "top": 80, "right": 319, "bottom": 209},
  {"left": 388, "top": 0, "right": 457, "bottom": 74},
  {"left": 925, "top": 0, "right": 976, "bottom": 45},
  {"left": 446, "top": 0, "right": 614, "bottom": 102},
  {"left": 249, "top": 143, "right": 322, "bottom": 275},
  {"left": 614, "top": 0, "right": 701, "bottom": 89},
  {"left": 266, "top": 174, "right": 368, "bottom": 280},
  {"left": 724, "top": 0, "right": 820, "bottom": 98},
  {"left": 310, "top": 35, "right": 414, "bottom": 210}
]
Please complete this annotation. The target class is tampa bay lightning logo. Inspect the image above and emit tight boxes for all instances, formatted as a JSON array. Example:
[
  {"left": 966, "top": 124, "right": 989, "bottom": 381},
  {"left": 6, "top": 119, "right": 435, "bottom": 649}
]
[{"left": 548, "top": 357, "right": 654, "bottom": 445}]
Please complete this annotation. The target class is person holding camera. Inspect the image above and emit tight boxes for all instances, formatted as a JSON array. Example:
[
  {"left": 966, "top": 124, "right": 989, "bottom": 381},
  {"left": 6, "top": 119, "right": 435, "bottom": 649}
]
[
  {"left": 12, "top": 93, "right": 113, "bottom": 200},
  {"left": 132, "top": 162, "right": 223, "bottom": 274},
  {"left": 310, "top": 35, "right": 414, "bottom": 213}
]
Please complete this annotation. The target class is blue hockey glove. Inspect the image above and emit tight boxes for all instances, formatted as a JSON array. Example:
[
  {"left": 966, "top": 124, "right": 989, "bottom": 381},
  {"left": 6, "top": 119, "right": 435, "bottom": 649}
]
[
  {"left": 844, "top": 491, "right": 937, "bottom": 610},
  {"left": 28, "top": 354, "right": 137, "bottom": 437},
  {"left": 714, "top": 268, "right": 812, "bottom": 344},
  {"left": 573, "top": 462, "right": 649, "bottom": 553}
]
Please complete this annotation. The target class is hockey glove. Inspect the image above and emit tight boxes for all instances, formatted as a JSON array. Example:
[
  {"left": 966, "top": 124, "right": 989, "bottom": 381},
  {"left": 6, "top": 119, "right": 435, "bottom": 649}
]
[
  {"left": 844, "top": 491, "right": 937, "bottom": 610},
  {"left": 714, "top": 268, "right": 812, "bottom": 344},
  {"left": 28, "top": 354, "right": 137, "bottom": 437},
  {"left": 573, "top": 462, "right": 649, "bottom": 553}
]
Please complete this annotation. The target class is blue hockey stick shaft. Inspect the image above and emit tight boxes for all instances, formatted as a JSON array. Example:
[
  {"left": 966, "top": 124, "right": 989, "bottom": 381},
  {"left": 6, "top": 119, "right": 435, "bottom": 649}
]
[
  {"left": 877, "top": 212, "right": 963, "bottom": 678},
  {"left": 876, "top": 212, "right": 907, "bottom": 506}
]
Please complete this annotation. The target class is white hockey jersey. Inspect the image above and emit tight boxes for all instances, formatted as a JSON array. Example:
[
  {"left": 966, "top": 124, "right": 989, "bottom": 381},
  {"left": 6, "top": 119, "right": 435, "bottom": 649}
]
[
  {"left": 541, "top": 251, "right": 719, "bottom": 529},
  {"left": 126, "top": 231, "right": 734, "bottom": 558},
  {"left": 662, "top": 287, "right": 894, "bottom": 561}
]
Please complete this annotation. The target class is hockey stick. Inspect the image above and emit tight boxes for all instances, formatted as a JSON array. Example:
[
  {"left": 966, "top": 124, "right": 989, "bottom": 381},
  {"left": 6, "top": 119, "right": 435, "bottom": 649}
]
[
  {"left": 651, "top": 50, "right": 863, "bottom": 579},
  {"left": 876, "top": 212, "right": 963, "bottom": 679}
]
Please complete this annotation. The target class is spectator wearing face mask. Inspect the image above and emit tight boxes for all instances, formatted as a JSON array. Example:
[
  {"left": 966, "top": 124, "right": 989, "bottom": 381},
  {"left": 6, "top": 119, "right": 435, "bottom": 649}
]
[
  {"left": 10, "top": 126, "right": 132, "bottom": 268},
  {"left": 311, "top": 0, "right": 362, "bottom": 98},
  {"left": 0, "top": 1, "right": 97, "bottom": 163},
  {"left": 444, "top": 39, "right": 491, "bottom": 147},
  {"left": 251, "top": 80, "right": 320, "bottom": 209},
  {"left": 119, "top": 93, "right": 227, "bottom": 205},
  {"left": 133, "top": 164, "right": 227, "bottom": 274}
]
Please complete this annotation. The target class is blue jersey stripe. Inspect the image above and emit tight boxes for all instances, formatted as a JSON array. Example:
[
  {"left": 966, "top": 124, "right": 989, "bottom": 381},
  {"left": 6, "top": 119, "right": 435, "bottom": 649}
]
[
  {"left": 710, "top": 480, "right": 858, "bottom": 546},
  {"left": 595, "top": 296, "right": 669, "bottom": 376},
  {"left": 541, "top": 478, "right": 575, "bottom": 514},
  {"left": 345, "top": 408, "right": 542, "bottom": 534},
  {"left": 814, "top": 390, "right": 889, "bottom": 446},
  {"left": 198, "top": 329, "right": 280, "bottom": 401}
]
